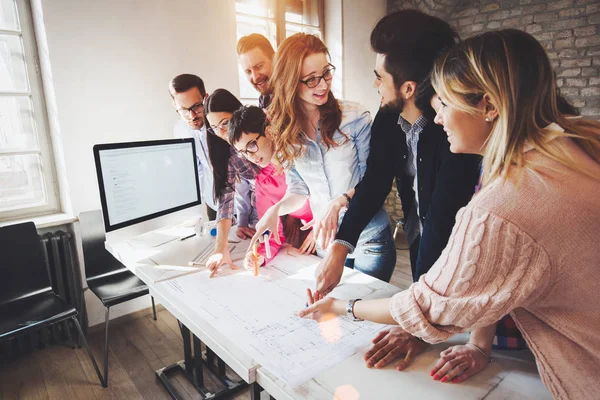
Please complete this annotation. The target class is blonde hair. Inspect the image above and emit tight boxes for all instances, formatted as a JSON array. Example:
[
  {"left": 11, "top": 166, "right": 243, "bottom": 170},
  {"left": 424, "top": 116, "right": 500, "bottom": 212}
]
[
  {"left": 431, "top": 29, "right": 600, "bottom": 187},
  {"left": 269, "top": 33, "right": 342, "bottom": 166}
]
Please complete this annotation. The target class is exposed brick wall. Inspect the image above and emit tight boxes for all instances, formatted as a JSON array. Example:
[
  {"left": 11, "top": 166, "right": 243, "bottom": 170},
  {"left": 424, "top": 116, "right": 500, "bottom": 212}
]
[{"left": 383, "top": 0, "right": 600, "bottom": 223}]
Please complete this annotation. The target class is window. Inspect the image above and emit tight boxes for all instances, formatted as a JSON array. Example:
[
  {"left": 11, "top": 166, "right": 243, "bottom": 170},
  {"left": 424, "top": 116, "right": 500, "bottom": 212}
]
[
  {"left": 0, "top": 0, "right": 59, "bottom": 221},
  {"left": 235, "top": 0, "right": 324, "bottom": 102}
]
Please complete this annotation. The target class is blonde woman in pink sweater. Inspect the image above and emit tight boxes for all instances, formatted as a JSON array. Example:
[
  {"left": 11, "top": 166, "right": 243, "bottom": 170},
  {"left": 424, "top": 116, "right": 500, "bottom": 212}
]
[{"left": 299, "top": 29, "right": 600, "bottom": 399}]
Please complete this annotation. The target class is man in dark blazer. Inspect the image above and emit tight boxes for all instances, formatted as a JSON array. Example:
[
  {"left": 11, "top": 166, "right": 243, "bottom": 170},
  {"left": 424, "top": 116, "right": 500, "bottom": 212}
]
[{"left": 313, "top": 10, "right": 481, "bottom": 370}]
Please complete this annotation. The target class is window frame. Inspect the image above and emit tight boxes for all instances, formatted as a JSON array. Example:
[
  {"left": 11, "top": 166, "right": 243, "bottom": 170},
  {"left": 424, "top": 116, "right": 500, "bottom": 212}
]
[
  {"left": 0, "top": 0, "right": 60, "bottom": 222},
  {"left": 235, "top": 0, "right": 324, "bottom": 103}
]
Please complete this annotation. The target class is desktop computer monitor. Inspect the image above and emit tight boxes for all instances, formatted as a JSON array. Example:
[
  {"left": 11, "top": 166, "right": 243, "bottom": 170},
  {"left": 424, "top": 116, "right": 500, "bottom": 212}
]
[{"left": 94, "top": 138, "right": 202, "bottom": 246}]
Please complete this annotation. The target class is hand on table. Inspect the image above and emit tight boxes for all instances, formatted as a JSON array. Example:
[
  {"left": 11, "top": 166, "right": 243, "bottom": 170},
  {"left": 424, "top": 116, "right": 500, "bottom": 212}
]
[
  {"left": 236, "top": 226, "right": 256, "bottom": 240},
  {"left": 206, "top": 246, "right": 238, "bottom": 278},
  {"left": 430, "top": 343, "right": 491, "bottom": 383},
  {"left": 363, "top": 327, "right": 429, "bottom": 371}
]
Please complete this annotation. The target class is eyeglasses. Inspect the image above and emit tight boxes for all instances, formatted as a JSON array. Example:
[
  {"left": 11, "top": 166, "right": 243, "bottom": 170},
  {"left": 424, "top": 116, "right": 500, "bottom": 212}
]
[
  {"left": 207, "top": 119, "right": 229, "bottom": 136},
  {"left": 299, "top": 65, "right": 336, "bottom": 88},
  {"left": 236, "top": 136, "right": 261, "bottom": 159},
  {"left": 176, "top": 102, "right": 204, "bottom": 117}
]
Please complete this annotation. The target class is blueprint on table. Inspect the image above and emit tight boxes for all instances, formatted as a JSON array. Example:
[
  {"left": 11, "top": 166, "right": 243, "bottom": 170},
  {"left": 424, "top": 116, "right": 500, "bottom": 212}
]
[{"left": 137, "top": 248, "right": 402, "bottom": 387}]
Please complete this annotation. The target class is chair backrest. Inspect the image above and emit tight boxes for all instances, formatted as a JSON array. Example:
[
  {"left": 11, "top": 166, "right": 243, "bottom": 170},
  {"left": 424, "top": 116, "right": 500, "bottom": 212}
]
[
  {"left": 0, "top": 222, "right": 52, "bottom": 305},
  {"left": 79, "top": 210, "right": 126, "bottom": 280}
]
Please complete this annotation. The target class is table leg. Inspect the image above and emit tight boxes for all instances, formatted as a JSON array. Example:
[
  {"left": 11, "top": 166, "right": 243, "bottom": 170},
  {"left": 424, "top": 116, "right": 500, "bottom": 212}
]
[{"left": 155, "top": 320, "right": 248, "bottom": 399}]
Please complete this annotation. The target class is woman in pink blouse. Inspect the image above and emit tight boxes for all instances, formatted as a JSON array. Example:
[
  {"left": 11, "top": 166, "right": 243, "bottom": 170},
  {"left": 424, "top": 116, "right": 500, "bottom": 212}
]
[
  {"left": 228, "top": 105, "right": 315, "bottom": 268},
  {"left": 299, "top": 29, "right": 600, "bottom": 399}
]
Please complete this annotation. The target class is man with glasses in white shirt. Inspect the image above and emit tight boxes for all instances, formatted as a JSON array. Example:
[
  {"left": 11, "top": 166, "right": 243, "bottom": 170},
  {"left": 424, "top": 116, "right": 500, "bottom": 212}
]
[{"left": 170, "top": 74, "right": 218, "bottom": 220}]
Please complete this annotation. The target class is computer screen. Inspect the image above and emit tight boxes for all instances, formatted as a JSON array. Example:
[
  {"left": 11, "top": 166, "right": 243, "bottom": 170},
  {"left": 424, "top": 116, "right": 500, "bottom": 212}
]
[{"left": 94, "top": 138, "right": 201, "bottom": 232}]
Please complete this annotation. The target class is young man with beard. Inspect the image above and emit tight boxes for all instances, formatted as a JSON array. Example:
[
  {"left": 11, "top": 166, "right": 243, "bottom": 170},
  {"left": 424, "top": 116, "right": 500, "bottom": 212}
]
[
  {"left": 313, "top": 10, "right": 482, "bottom": 370},
  {"left": 237, "top": 34, "right": 275, "bottom": 109}
]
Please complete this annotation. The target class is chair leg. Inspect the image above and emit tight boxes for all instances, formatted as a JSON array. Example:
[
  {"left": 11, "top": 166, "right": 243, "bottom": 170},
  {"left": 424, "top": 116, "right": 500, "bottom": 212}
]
[
  {"left": 72, "top": 316, "right": 106, "bottom": 387},
  {"left": 103, "top": 307, "right": 111, "bottom": 387},
  {"left": 151, "top": 296, "right": 157, "bottom": 321}
]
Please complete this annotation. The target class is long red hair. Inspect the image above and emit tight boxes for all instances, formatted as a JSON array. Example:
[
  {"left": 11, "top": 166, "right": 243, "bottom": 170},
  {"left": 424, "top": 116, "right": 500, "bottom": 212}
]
[{"left": 268, "top": 33, "right": 342, "bottom": 166}]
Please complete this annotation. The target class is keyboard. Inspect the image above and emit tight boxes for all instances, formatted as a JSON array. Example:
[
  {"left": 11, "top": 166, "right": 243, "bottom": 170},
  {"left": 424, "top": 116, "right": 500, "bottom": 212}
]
[{"left": 188, "top": 242, "right": 236, "bottom": 266}]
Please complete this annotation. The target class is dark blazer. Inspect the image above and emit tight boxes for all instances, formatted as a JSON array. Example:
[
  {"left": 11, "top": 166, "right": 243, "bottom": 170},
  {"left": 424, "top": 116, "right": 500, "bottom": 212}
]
[{"left": 336, "top": 107, "right": 481, "bottom": 280}]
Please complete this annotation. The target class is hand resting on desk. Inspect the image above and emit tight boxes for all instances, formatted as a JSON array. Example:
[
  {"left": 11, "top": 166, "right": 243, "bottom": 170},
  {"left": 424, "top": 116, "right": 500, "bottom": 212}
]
[
  {"left": 364, "top": 328, "right": 429, "bottom": 371},
  {"left": 206, "top": 245, "right": 238, "bottom": 278},
  {"left": 236, "top": 226, "right": 256, "bottom": 240},
  {"left": 299, "top": 290, "right": 429, "bottom": 374}
]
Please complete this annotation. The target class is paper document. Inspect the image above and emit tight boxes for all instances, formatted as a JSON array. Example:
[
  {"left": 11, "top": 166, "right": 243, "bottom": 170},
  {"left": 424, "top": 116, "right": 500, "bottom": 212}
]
[
  {"left": 137, "top": 250, "right": 401, "bottom": 387},
  {"left": 138, "top": 239, "right": 246, "bottom": 283}
]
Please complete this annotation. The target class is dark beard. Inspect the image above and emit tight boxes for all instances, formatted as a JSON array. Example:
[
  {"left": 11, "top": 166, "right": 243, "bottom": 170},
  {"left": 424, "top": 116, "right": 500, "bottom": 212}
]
[{"left": 380, "top": 92, "right": 405, "bottom": 114}]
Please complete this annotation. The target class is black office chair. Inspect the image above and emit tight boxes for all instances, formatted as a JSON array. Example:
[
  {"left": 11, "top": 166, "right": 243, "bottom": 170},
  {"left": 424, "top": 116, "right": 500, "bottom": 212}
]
[
  {"left": 0, "top": 222, "right": 105, "bottom": 387},
  {"left": 79, "top": 210, "right": 157, "bottom": 387}
]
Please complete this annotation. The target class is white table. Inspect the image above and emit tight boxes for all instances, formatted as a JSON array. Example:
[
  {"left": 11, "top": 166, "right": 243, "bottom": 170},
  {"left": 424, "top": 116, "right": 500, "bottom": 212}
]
[
  {"left": 107, "top": 230, "right": 257, "bottom": 399},
  {"left": 107, "top": 229, "right": 550, "bottom": 400},
  {"left": 256, "top": 334, "right": 550, "bottom": 399}
]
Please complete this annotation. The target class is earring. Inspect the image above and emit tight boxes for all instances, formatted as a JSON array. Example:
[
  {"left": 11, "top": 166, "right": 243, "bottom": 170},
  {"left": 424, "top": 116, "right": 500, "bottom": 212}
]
[{"left": 485, "top": 117, "right": 492, "bottom": 122}]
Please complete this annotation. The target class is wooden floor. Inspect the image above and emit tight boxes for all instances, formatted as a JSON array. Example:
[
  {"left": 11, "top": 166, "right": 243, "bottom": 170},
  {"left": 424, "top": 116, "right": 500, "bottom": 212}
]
[{"left": 0, "top": 236, "right": 412, "bottom": 400}]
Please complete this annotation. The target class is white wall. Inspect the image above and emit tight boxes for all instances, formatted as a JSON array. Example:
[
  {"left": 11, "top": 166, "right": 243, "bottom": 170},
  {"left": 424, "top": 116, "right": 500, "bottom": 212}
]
[
  {"left": 33, "top": 0, "right": 385, "bottom": 327},
  {"left": 324, "top": 0, "right": 343, "bottom": 99},
  {"left": 340, "top": 0, "right": 386, "bottom": 115},
  {"left": 35, "top": 0, "right": 240, "bottom": 326}
]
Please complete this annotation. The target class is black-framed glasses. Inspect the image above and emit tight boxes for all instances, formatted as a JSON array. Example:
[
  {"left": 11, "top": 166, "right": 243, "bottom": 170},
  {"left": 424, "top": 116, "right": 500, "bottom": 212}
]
[
  {"left": 299, "top": 65, "right": 336, "bottom": 88},
  {"left": 236, "top": 135, "right": 261, "bottom": 159},
  {"left": 207, "top": 119, "right": 229, "bottom": 136},
  {"left": 176, "top": 102, "right": 204, "bottom": 117}
]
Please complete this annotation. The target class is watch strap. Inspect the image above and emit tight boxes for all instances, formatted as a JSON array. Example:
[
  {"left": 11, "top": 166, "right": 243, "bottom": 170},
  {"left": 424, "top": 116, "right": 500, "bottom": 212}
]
[{"left": 346, "top": 299, "right": 363, "bottom": 321}]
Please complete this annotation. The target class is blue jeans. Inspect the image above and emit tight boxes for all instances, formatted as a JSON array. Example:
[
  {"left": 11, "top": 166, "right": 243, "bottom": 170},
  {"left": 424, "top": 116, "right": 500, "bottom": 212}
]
[{"left": 345, "top": 226, "right": 397, "bottom": 283}]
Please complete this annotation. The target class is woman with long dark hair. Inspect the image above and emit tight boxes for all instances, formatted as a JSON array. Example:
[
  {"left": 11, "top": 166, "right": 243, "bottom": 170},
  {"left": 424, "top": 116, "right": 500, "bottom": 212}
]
[{"left": 204, "top": 89, "right": 260, "bottom": 275}]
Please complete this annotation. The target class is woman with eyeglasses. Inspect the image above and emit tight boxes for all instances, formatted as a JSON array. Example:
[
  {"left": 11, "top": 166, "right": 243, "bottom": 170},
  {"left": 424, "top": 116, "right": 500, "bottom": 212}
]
[
  {"left": 299, "top": 29, "right": 600, "bottom": 398},
  {"left": 203, "top": 89, "right": 261, "bottom": 276},
  {"left": 228, "top": 105, "right": 316, "bottom": 269},
  {"left": 251, "top": 33, "right": 396, "bottom": 283}
]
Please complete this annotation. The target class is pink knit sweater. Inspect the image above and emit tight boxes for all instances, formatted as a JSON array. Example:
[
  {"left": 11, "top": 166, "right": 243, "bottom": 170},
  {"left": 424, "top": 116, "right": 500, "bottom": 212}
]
[{"left": 390, "top": 136, "right": 600, "bottom": 399}]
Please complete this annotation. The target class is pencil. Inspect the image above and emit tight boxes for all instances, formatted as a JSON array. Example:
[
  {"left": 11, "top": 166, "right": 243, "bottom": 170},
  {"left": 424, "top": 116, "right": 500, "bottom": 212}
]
[{"left": 253, "top": 242, "right": 259, "bottom": 276}]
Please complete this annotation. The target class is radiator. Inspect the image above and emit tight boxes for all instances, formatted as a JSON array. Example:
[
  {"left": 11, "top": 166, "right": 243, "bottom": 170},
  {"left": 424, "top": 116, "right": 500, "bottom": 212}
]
[{"left": 0, "top": 230, "right": 87, "bottom": 357}]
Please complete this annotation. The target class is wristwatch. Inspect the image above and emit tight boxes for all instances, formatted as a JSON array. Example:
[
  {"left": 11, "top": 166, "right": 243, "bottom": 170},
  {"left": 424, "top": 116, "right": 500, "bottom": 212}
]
[{"left": 346, "top": 299, "right": 363, "bottom": 321}]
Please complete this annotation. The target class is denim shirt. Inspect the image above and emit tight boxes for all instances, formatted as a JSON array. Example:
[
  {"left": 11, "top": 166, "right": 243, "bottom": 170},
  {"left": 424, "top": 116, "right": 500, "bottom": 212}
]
[{"left": 285, "top": 100, "right": 390, "bottom": 247}]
